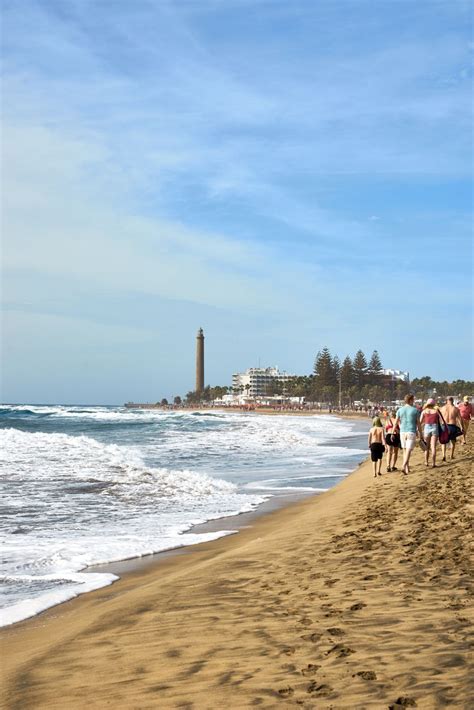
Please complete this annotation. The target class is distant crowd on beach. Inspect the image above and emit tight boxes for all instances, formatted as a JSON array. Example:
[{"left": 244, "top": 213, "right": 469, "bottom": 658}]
[{"left": 367, "top": 395, "right": 472, "bottom": 477}]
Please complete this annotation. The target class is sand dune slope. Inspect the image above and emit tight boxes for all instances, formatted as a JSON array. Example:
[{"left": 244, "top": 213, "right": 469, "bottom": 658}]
[{"left": 1, "top": 441, "right": 473, "bottom": 709}]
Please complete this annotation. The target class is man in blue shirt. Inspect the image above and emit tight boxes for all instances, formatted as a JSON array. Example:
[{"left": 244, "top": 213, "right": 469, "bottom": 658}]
[{"left": 394, "top": 394, "right": 422, "bottom": 474}]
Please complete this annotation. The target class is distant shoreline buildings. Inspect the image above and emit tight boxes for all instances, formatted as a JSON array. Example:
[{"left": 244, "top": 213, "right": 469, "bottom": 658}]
[
  {"left": 231, "top": 366, "right": 296, "bottom": 398},
  {"left": 381, "top": 368, "right": 409, "bottom": 382},
  {"left": 192, "top": 329, "right": 410, "bottom": 402},
  {"left": 126, "top": 329, "right": 413, "bottom": 408}
]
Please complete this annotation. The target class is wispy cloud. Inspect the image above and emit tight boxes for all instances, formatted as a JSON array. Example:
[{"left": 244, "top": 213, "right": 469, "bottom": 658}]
[{"left": 1, "top": 0, "right": 472, "bottom": 400}]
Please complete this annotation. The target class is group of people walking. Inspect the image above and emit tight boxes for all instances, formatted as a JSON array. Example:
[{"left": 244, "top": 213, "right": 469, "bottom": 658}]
[{"left": 367, "top": 394, "right": 472, "bottom": 477}]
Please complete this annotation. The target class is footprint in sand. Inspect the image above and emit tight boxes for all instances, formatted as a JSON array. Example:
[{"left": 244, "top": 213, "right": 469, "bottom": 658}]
[
  {"left": 326, "top": 643, "right": 355, "bottom": 658},
  {"left": 278, "top": 686, "right": 294, "bottom": 697},
  {"left": 324, "top": 608, "right": 342, "bottom": 617},
  {"left": 301, "top": 663, "right": 321, "bottom": 676},
  {"left": 353, "top": 670, "right": 377, "bottom": 680},
  {"left": 307, "top": 681, "right": 333, "bottom": 696},
  {"left": 349, "top": 601, "right": 367, "bottom": 611},
  {"left": 388, "top": 697, "right": 417, "bottom": 708},
  {"left": 326, "top": 627, "right": 345, "bottom": 636},
  {"left": 281, "top": 647, "right": 296, "bottom": 656}
]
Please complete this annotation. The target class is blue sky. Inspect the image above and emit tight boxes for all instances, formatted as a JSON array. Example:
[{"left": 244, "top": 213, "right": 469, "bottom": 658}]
[{"left": 2, "top": 0, "right": 473, "bottom": 404}]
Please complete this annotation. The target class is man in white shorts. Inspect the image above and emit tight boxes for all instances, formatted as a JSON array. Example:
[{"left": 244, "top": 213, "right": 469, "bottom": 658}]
[{"left": 394, "top": 394, "right": 422, "bottom": 474}]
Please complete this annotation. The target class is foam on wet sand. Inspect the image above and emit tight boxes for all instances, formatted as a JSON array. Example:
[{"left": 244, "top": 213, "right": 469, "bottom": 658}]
[{"left": 1, "top": 438, "right": 472, "bottom": 708}]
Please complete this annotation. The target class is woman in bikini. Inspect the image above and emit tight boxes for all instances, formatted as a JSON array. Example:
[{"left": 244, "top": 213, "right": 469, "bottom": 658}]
[
  {"left": 419, "top": 398, "right": 440, "bottom": 468},
  {"left": 384, "top": 409, "right": 400, "bottom": 472}
]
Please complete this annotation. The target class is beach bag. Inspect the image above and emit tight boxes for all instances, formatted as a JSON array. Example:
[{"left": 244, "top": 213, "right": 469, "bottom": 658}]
[
  {"left": 438, "top": 412, "right": 449, "bottom": 444},
  {"left": 419, "top": 439, "right": 428, "bottom": 452}
]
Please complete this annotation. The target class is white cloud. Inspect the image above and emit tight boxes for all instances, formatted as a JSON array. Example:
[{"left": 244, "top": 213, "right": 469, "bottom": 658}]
[
  {"left": 1, "top": 0, "right": 472, "bottom": 398},
  {"left": 2, "top": 119, "right": 327, "bottom": 316}
]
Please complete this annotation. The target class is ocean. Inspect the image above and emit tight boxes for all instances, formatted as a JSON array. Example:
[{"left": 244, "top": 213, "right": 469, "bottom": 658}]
[{"left": 0, "top": 405, "right": 369, "bottom": 627}]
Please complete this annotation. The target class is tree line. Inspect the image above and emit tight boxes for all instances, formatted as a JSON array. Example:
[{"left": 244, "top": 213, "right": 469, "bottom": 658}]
[
  {"left": 273, "top": 348, "right": 394, "bottom": 404},
  {"left": 168, "top": 348, "right": 472, "bottom": 406},
  {"left": 183, "top": 385, "right": 229, "bottom": 404},
  {"left": 286, "top": 348, "right": 472, "bottom": 404},
  {"left": 289, "top": 348, "right": 388, "bottom": 404}
]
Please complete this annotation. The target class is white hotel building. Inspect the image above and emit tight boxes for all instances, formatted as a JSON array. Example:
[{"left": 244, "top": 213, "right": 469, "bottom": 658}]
[
  {"left": 232, "top": 366, "right": 296, "bottom": 398},
  {"left": 381, "top": 368, "right": 409, "bottom": 382}
]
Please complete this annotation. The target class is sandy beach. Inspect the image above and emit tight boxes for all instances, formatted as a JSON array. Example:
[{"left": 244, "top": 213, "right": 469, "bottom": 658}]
[{"left": 1, "top": 438, "right": 472, "bottom": 709}]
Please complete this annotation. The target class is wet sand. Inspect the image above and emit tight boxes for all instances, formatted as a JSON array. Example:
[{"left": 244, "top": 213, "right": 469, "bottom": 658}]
[
  {"left": 1, "top": 438, "right": 472, "bottom": 709},
  {"left": 89, "top": 491, "right": 313, "bottom": 578}
]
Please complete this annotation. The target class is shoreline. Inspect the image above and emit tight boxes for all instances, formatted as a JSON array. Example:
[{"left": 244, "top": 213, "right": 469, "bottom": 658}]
[
  {"left": 88, "top": 490, "right": 315, "bottom": 579},
  {"left": 2, "top": 411, "right": 368, "bottom": 629},
  {"left": 126, "top": 405, "right": 371, "bottom": 419},
  {"left": 2, "top": 439, "right": 472, "bottom": 708}
]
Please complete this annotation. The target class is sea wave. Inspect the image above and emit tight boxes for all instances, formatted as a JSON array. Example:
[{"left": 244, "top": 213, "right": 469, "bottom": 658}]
[
  {"left": 0, "top": 405, "right": 369, "bottom": 627},
  {"left": 0, "top": 428, "right": 237, "bottom": 501}
]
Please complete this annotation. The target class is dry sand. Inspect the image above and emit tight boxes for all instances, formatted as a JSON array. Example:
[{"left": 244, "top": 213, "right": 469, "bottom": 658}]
[{"left": 1, "top": 439, "right": 473, "bottom": 709}]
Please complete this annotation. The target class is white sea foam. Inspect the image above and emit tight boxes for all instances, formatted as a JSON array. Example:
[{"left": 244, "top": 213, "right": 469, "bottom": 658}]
[
  {"left": 0, "top": 407, "right": 369, "bottom": 626},
  {"left": 0, "top": 404, "right": 179, "bottom": 421},
  {"left": 0, "top": 572, "right": 118, "bottom": 627},
  {"left": 0, "top": 527, "right": 236, "bottom": 627},
  {"left": 0, "top": 428, "right": 237, "bottom": 500}
]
